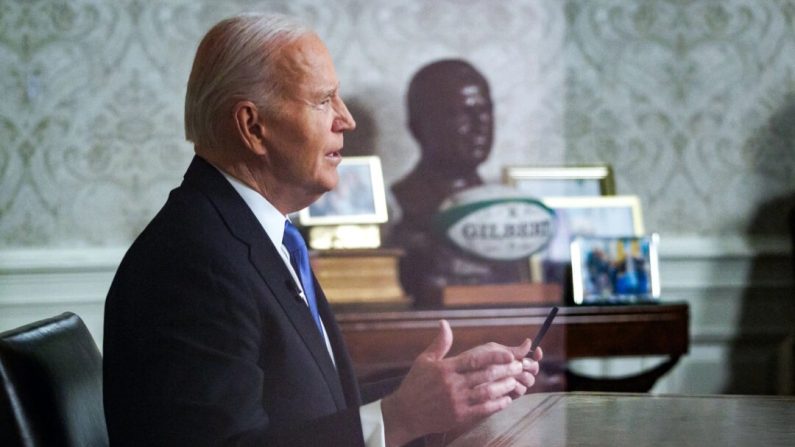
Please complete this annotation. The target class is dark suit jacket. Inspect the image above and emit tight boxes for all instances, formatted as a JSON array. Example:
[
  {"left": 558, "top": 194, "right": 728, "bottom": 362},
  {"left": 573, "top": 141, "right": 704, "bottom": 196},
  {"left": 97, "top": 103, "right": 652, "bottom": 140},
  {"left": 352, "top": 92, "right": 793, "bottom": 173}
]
[{"left": 103, "top": 156, "right": 367, "bottom": 446}]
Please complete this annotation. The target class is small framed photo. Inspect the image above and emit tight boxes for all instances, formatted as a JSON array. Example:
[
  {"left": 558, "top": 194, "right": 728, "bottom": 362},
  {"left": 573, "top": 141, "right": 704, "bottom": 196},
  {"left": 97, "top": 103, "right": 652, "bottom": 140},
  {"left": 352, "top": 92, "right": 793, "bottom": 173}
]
[
  {"left": 570, "top": 234, "right": 660, "bottom": 304},
  {"left": 299, "top": 156, "right": 388, "bottom": 225},
  {"left": 503, "top": 165, "right": 615, "bottom": 197}
]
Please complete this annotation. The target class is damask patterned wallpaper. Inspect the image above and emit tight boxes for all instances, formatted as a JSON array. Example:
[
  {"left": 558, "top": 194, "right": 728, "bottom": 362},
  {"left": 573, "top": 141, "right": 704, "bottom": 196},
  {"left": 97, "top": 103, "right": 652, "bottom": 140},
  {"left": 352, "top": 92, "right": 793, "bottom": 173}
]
[
  {"left": 1, "top": 0, "right": 793, "bottom": 248},
  {"left": 566, "top": 0, "right": 795, "bottom": 236}
]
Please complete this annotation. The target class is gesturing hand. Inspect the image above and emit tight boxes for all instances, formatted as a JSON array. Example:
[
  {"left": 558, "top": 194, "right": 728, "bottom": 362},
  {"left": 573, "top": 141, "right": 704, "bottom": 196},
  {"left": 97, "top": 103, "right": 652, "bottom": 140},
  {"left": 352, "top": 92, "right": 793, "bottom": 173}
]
[
  {"left": 502, "top": 337, "right": 543, "bottom": 399},
  {"left": 381, "top": 320, "right": 541, "bottom": 447}
]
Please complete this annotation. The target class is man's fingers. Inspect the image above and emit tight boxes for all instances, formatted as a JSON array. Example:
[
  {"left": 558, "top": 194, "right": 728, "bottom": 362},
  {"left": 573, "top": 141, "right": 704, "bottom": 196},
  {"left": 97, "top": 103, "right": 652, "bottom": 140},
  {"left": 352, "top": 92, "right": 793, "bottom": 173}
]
[
  {"left": 510, "top": 381, "right": 528, "bottom": 399},
  {"left": 422, "top": 319, "right": 453, "bottom": 361},
  {"left": 509, "top": 338, "right": 533, "bottom": 359},
  {"left": 515, "top": 371, "right": 536, "bottom": 390},
  {"left": 467, "top": 377, "right": 517, "bottom": 405},
  {"left": 530, "top": 346, "right": 543, "bottom": 362},
  {"left": 462, "top": 360, "right": 523, "bottom": 387},
  {"left": 453, "top": 344, "right": 514, "bottom": 373},
  {"left": 470, "top": 395, "right": 512, "bottom": 419},
  {"left": 522, "top": 358, "right": 540, "bottom": 376}
]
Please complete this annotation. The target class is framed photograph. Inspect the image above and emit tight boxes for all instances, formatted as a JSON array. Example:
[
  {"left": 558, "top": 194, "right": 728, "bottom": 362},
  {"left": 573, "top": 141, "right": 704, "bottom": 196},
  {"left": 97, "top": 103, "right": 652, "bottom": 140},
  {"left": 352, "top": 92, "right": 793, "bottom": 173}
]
[
  {"left": 503, "top": 165, "right": 615, "bottom": 197},
  {"left": 570, "top": 234, "right": 660, "bottom": 304},
  {"left": 528, "top": 196, "right": 645, "bottom": 288},
  {"left": 539, "top": 196, "right": 644, "bottom": 262},
  {"left": 299, "top": 156, "right": 388, "bottom": 225}
]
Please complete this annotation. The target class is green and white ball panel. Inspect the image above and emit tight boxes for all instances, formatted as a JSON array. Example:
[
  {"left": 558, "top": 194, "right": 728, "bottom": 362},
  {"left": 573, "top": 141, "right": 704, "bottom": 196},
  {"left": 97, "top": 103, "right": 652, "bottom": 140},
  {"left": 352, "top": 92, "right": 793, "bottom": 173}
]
[{"left": 434, "top": 195, "right": 556, "bottom": 262}]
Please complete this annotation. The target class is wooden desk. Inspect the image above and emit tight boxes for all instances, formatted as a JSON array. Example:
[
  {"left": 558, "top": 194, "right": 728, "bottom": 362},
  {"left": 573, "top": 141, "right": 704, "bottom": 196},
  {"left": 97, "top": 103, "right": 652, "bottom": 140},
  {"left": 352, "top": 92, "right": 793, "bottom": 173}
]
[
  {"left": 335, "top": 303, "right": 689, "bottom": 392},
  {"left": 445, "top": 392, "right": 795, "bottom": 446}
]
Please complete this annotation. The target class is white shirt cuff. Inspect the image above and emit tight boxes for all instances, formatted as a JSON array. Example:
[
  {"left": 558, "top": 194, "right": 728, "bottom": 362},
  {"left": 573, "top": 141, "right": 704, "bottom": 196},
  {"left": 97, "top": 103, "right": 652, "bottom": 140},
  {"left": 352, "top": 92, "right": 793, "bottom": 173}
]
[{"left": 360, "top": 399, "right": 386, "bottom": 447}]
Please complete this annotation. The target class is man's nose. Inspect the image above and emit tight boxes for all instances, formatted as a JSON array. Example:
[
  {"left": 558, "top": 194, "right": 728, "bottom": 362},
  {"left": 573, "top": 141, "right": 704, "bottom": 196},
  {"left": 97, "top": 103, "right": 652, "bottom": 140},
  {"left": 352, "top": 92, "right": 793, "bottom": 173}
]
[{"left": 333, "top": 97, "right": 356, "bottom": 132}]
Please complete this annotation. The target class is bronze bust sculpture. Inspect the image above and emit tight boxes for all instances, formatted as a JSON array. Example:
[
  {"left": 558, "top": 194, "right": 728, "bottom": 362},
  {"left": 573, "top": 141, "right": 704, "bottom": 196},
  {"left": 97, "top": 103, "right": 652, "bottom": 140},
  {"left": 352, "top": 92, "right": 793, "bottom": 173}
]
[{"left": 391, "top": 59, "right": 525, "bottom": 305}]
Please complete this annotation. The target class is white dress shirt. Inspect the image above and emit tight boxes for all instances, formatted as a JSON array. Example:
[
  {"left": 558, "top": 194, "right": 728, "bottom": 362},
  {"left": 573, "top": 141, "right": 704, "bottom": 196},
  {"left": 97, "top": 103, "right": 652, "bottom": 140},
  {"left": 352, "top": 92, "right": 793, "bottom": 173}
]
[{"left": 218, "top": 168, "right": 386, "bottom": 447}]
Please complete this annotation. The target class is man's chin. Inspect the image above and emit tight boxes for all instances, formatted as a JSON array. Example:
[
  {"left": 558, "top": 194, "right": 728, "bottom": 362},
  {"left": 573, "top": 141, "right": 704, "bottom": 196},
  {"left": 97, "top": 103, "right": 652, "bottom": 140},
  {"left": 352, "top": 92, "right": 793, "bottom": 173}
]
[
  {"left": 306, "top": 183, "right": 336, "bottom": 204},
  {"left": 318, "top": 172, "right": 339, "bottom": 193}
]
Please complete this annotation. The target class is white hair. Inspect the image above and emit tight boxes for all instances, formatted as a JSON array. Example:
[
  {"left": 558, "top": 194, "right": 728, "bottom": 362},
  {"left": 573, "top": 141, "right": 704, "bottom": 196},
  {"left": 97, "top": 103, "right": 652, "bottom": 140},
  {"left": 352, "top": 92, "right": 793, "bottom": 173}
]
[{"left": 184, "top": 13, "right": 311, "bottom": 150}]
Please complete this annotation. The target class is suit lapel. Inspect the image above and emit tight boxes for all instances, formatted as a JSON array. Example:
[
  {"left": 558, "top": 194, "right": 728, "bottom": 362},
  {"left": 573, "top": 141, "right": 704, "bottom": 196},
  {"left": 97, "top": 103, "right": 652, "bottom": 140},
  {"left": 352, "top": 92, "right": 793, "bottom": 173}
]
[
  {"left": 315, "top": 283, "right": 362, "bottom": 408},
  {"left": 181, "top": 156, "right": 348, "bottom": 409}
]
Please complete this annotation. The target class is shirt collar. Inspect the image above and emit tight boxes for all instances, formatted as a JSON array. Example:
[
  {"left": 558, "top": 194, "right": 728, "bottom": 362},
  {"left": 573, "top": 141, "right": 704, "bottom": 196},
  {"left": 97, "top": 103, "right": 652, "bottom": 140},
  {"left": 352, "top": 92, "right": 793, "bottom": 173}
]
[{"left": 214, "top": 166, "right": 287, "bottom": 250}]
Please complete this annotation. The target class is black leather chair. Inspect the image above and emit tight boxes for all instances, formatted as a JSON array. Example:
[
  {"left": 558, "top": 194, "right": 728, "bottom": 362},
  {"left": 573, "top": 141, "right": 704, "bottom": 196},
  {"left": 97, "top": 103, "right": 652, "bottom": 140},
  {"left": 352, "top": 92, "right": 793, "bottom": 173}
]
[{"left": 0, "top": 312, "right": 108, "bottom": 447}]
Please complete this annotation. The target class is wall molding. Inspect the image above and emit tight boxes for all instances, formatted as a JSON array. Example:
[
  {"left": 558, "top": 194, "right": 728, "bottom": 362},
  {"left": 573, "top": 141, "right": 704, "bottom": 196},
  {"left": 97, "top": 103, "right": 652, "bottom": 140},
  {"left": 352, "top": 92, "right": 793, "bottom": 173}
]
[
  {"left": 658, "top": 235, "right": 790, "bottom": 258},
  {"left": 2, "top": 234, "right": 788, "bottom": 269},
  {"left": 0, "top": 247, "right": 126, "bottom": 273}
]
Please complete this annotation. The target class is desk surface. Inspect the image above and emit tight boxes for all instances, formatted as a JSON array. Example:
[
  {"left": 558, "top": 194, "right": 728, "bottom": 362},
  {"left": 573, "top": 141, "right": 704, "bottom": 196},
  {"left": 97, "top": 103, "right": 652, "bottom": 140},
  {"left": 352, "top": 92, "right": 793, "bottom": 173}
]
[{"left": 446, "top": 392, "right": 795, "bottom": 447}]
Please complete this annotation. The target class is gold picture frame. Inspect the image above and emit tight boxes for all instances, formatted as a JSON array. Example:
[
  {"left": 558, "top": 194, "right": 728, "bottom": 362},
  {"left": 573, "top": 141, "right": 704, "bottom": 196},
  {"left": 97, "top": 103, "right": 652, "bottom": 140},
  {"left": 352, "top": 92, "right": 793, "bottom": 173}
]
[
  {"left": 503, "top": 164, "right": 616, "bottom": 197},
  {"left": 298, "top": 156, "right": 388, "bottom": 226}
]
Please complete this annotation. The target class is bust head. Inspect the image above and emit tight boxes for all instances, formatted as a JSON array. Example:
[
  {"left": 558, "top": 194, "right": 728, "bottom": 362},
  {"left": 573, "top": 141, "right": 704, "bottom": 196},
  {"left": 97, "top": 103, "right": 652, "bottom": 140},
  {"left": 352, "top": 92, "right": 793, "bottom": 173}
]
[{"left": 407, "top": 59, "right": 494, "bottom": 172}]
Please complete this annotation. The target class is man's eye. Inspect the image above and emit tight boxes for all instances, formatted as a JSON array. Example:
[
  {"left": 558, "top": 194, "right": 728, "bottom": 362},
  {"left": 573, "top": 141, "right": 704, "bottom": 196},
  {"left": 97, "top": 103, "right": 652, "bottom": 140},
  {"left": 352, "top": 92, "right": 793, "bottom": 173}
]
[{"left": 311, "top": 98, "right": 331, "bottom": 110}]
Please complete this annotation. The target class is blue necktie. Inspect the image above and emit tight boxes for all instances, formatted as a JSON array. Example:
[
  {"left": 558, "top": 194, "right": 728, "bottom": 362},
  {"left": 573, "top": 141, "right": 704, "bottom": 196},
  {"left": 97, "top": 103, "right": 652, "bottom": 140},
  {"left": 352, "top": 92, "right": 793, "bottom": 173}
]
[{"left": 283, "top": 221, "right": 323, "bottom": 336}]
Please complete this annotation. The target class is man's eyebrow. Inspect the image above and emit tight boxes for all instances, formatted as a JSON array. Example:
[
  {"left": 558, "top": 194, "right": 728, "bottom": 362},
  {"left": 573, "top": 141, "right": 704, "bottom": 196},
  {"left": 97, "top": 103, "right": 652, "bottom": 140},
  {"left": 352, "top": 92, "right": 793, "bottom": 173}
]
[
  {"left": 300, "top": 83, "right": 339, "bottom": 105},
  {"left": 316, "top": 83, "right": 339, "bottom": 99}
]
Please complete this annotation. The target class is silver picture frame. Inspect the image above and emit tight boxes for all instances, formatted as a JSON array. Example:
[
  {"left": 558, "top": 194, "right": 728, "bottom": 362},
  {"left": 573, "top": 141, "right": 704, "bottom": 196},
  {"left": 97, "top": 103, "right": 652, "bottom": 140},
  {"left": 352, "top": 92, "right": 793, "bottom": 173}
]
[{"left": 299, "top": 156, "right": 388, "bottom": 226}]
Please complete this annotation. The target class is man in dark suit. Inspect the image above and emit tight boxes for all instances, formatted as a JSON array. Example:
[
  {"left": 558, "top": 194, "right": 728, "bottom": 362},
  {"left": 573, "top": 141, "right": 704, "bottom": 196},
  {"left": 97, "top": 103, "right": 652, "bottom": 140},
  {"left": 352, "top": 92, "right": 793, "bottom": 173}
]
[{"left": 103, "top": 13, "right": 542, "bottom": 447}]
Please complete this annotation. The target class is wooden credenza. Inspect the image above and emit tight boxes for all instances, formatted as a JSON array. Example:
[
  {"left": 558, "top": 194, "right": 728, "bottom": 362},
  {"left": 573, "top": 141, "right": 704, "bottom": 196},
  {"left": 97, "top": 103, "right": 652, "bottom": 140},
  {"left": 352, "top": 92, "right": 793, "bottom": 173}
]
[{"left": 335, "top": 303, "right": 689, "bottom": 392}]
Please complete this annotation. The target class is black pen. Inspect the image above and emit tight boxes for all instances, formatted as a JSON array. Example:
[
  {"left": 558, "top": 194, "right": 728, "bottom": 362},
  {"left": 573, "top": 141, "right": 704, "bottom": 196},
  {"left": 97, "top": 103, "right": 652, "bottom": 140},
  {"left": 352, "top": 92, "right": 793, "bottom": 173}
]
[{"left": 528, "top": 306, "right": 558, "bottom": 356}]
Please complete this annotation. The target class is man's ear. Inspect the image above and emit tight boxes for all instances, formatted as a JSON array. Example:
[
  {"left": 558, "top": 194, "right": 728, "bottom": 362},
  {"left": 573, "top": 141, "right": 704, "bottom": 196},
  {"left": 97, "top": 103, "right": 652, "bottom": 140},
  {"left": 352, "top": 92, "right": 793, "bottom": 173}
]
[{"left": 233, "top": 101, "right": 267, "bottom": 155}]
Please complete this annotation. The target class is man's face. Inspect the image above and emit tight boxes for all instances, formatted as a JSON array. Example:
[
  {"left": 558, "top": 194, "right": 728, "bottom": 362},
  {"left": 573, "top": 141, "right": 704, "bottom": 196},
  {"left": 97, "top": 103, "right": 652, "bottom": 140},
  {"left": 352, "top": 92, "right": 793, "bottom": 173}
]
[
  {"left": 420, "top": 80, "right": 493, "bottom": 170},
  {"left": 260, "top": 33, "right": 355, "bottom": 210}
]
